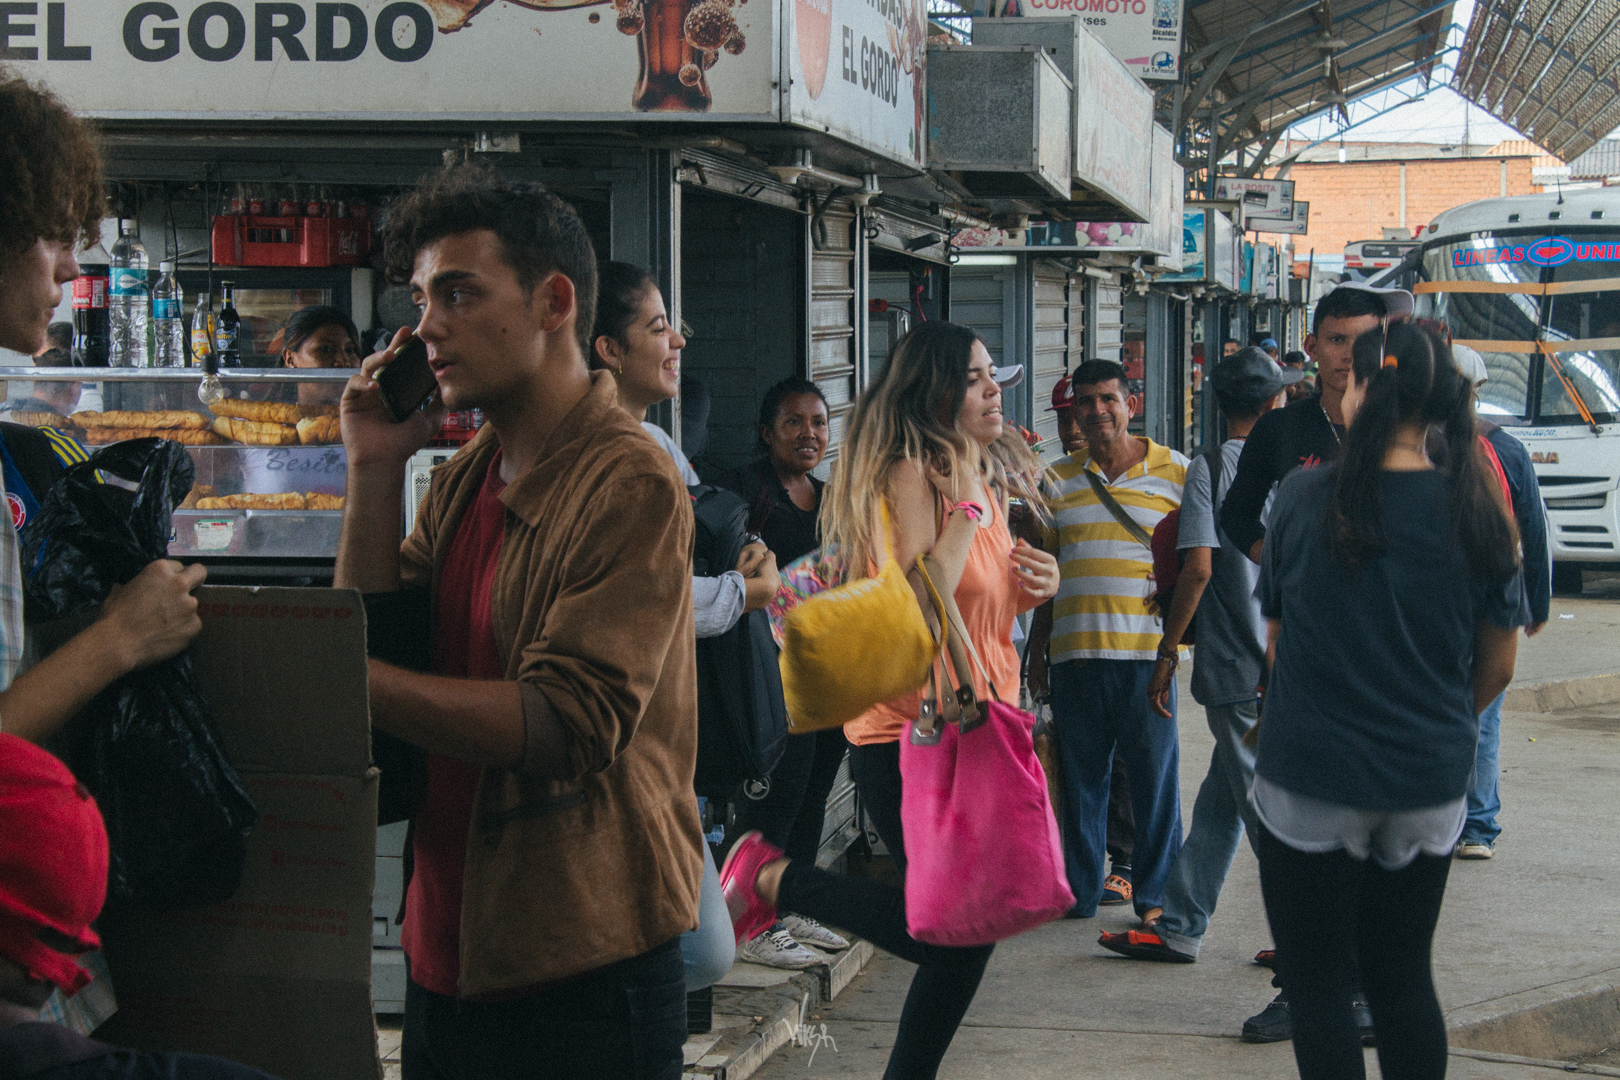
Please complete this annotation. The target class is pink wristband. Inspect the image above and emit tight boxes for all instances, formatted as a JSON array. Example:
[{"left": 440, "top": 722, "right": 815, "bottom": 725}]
[{"left": 955, "top": 501, "right": 984, "bottom": 521}]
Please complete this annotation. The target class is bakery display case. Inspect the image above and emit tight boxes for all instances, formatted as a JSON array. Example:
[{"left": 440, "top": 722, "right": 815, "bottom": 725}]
[{"left": 0, "top": 366, "right": 353, "bottom": 580}]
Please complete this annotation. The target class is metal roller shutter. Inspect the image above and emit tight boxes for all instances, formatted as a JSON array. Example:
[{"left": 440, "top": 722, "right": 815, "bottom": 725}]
[
  {"left": 1089, "top": 273, "right": 1124, "bottom": 363},
  {"left": 809, "top": 205, "right": 857, "bottom": 476},
  {"left": 1030, "top": 260, "right": 1069, "bottom": 455}
]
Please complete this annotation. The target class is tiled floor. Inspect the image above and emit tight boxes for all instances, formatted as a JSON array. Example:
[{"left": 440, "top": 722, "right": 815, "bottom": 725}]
[{"left": 377, "top": 1020, "right": 402, "bottom": 1080}]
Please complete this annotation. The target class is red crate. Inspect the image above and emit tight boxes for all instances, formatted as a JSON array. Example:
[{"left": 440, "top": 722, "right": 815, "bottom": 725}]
[{"left": 211, "top": 214, "right": 372, "bottom": 268}]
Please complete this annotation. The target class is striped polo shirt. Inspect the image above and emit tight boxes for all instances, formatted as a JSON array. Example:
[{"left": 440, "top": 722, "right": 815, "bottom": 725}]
[{"left": 1048, "top": 439, "right": 1188, "bottom": 663}]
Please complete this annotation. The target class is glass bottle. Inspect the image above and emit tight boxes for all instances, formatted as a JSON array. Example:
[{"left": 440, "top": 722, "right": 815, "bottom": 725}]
[
  {"left": 633, "top": 0, "right": 711, "bottom": 112},
  {"left": 215, "top": 282, "right": 242, "bottom": 367}
]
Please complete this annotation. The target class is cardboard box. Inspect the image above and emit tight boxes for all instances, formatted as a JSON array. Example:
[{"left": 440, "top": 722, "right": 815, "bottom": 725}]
[{"left": 96, "top": 586, "right": 381, "bottom": 1080}]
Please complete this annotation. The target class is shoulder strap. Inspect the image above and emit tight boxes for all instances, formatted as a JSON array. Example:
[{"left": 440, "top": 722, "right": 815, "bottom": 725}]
[
  {"left": 1205, "top": 444, "right": 1224, "bottom": 533},
  {"left": 1083, "top": 468, "right": 1154, "bottom": 551}
]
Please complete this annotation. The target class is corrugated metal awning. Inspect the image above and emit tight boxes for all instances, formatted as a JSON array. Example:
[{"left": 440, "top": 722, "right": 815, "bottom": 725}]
[{"left": 1452, "top": 0, "right": 1620, "bottom": 162}]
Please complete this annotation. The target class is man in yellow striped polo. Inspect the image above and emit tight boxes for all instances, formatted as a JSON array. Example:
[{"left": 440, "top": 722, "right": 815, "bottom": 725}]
[{"left": 1043, "top": 358, "right": 1188, "bottom": 924}]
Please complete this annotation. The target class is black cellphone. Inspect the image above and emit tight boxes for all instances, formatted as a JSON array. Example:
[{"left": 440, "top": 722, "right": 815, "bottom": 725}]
[{"left": 375, "top": 335, "right": 438, "bottom": 423}]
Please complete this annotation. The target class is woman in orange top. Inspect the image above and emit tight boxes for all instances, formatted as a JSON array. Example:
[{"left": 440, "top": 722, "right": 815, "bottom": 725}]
[{"left": 720, "top": 321, "right": 1060, "bottom": 1079}]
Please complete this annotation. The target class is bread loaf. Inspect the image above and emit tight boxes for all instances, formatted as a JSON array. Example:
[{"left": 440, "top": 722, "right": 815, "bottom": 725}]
[
  {"left": 85, "top": 427, "right": 229, "bottom": 446},
  {"left": 195, "top": 493, "right": 308, "bottom": 511},
  {"left": 210, "top": 417, "right": 300, "bottom": 446},
  {"left": 295, "top": 415, "right": 342, "bottom": 445},
  {"left": 5, "top": 411, "right": 70, "bottom": 429},
  {"left": 73, "top": 410, "right": 211, "bottom": 430},
  {"left": 210, "top": 399, "right": 303, "bottom": 426},
  {"left": 305, "top": 493, "right": 345, "bottom": 510}
]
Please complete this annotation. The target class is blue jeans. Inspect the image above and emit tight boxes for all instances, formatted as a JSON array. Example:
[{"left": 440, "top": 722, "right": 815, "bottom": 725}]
[
  {"left": 680, "top": 839, "right": 734, "bottom": 990},
  {"left": 1050, "top": 658, "right": 1182, "bottom": 918},
  {"left": 1463, "top": 691, "right": 1505, "bottom": 845},
  {"left": 1156, "top": 699, "right": 1260, "bottom": 958}
]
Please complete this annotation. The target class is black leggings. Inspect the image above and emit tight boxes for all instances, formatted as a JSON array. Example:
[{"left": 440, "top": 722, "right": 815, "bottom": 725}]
[
  {"left": 1257, "top": 824, "right": 1452, "bottom": 1080},
  {"left": 777, "top": 741, "right": 994, "bottom": 1080},
  {"left": 733, "top": 726, "right": 849, "bottom": 864}
]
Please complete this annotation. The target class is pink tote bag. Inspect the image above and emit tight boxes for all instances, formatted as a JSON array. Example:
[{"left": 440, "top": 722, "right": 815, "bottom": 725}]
[{"left": 899, "top": 557, "right": 1073, "bottom": 948}]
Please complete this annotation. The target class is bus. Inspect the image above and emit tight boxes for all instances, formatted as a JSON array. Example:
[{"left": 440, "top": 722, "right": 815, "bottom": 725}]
[
  {"left": 1343, "top": 237, "right": 1421, "bottom": 281},
  {"left": 1410, "top": 188, "right": 1620, "bottom": 593}
]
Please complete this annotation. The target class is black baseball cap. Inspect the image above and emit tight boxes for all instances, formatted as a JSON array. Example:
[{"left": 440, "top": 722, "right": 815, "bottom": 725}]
[{"left": 1211, "top": 346, "right": 1304, "bottom": 407}]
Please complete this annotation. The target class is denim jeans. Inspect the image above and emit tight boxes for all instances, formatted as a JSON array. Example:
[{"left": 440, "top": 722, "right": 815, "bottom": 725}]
[
  {"left": 1156, "top": 699, "right": 1260, "bottom": 958},
  {"left": 402, "top": 937, "right": 687, "bottom": 1080},
  {"left": 1050, "top": 658, "right": 1183, "bottom": 918},
  {"left": 1463, "top": 691, "right": 1504, "bottom": 845},
  {"left": 680, "top": 839, "right": 735, "bottom": 991}
]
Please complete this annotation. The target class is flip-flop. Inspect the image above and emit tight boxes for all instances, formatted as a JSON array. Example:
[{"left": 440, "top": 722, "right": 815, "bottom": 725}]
[{"left": 1098, "top": 929, "right": 1195, "bottom": 964}]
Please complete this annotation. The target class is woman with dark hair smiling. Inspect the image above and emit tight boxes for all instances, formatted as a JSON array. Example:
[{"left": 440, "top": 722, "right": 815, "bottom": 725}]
[{"left": 1253, "top": 320, "right": 1524, "bottom": 1080}]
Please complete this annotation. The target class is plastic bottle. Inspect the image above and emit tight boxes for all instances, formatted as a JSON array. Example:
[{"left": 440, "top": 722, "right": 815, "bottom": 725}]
[
  {"left": 215, "top": 282, "right": 241, "bottom": 367},
  {"left": 152, "top": 261, "right": 185, "bottom": 368},
  {"left": 190, "top": 291, "right": 215, "bottom": 369},
  {"left": 71, "top": 239, "right": 111, "bottom": 367},
  {"left": 108, "top": 219, "right": 149, "bottom": 368}
]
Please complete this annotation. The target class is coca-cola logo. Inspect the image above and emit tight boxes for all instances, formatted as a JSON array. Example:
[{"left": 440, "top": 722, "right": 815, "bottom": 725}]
[{"left": 797, "top": 0, "right": 831, "bottom": 98}]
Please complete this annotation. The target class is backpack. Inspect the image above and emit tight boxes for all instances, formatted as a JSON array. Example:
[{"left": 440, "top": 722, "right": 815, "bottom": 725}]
[
  {"left": 689, "top": 484, "right": 789, "bottom": 797},
  {"left": 1146, "top": 446, "right": 1222, "bottom": 646}
]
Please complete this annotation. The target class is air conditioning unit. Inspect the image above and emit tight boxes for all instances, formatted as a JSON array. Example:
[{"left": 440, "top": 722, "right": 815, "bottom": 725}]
[
  {"left": 404, "top": 449, "right": 455, "bottom": 537},
  {"left": 926, "top": 44, "right": 1073, "bottom": 200}
]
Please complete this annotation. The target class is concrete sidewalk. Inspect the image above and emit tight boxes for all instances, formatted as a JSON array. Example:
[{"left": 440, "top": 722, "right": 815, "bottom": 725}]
[{"left": 756, "top": 623, "right": 1620, "bottom": 1079}]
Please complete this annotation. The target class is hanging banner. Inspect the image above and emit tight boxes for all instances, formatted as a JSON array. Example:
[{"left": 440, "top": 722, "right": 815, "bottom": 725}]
[
  {"left": 1212, "top": 176, "right": 1295, "bottom": 219},
  {"left": 967, "top": 0, "right": 1182, "bottom": 81},
  {"left": 1249, "top": 200, "right": 1311, "bottom": 236}
]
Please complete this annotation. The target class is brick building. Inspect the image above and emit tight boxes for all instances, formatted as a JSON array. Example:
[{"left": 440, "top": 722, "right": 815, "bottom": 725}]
[{"left": 1260, "top": 141, "right": 1545, "bottom": 263}]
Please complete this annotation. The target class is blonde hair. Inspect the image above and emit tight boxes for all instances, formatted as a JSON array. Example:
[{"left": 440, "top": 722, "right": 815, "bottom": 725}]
[
  {"left": 986, "top": 428, "right": 1055, "bottom": 530},
  {"left": 820, "top": 321, "right": 989, "bottom": 577}
]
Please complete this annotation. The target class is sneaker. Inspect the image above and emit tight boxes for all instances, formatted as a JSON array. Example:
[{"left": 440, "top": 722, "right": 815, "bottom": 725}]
[
  {"left": 740, "top": 926, "right": 821, "bottom": 970},
  {"left": 1352, "top": 993, "right": 1377, "bottom": 1046},
  {"left": 1100, "top": 874, "right": 1133, "bottom": 905},
  {"left": 1241, "top": 992, "right": 1292, "bottom": 1043},
  {"left": 781, "top": 914, "right": 849, "bottom": 950},
  {"left": 719, "top": 830, "right": 784, "bottom": 945},
  {"left": 1456, "top": 840, "right": 1495, "bottom": 860},
  {"left": 1098, "top": 928, "right": 1195, "bottom": 963}
]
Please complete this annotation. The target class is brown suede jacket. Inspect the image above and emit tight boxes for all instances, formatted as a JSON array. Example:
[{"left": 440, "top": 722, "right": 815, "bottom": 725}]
[{"left": 399, "top": 372, "right": 703, "bottom": 997}]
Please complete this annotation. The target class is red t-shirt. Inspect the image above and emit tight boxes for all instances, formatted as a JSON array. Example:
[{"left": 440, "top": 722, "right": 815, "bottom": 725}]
[{"left": 400, "top": 455, "right": 507, "bottom": 997}]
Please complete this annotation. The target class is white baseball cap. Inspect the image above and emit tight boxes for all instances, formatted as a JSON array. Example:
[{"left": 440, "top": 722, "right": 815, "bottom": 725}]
[
  {"left": 1452, "top": 343, "right": 1488, "bottom": 387},
  {"left": 992, "top": 364, "right": 1024, "bottom": 387}
]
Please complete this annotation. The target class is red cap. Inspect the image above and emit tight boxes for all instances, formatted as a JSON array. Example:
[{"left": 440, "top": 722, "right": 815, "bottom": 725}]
[
  {"left": 0, "top": 734, "right": 108, "bottom": 995},
  {"left": 1046, "top": 374, "right": 1075, "bottom": 413}
]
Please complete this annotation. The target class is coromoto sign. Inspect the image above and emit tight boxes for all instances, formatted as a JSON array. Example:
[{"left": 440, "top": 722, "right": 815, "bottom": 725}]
[
  {"left": 970, "top": 0, "right": 1182, "bottom": 80},
  {"left": 788, "top": 0, "right": 924, "bottom": 164},
  {"left": 8, "top": 0, "right": 781, "bottom": 122}
]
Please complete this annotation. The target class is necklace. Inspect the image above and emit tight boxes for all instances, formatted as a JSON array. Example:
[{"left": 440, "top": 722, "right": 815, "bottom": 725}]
[{"left": 1320, "top": 402, "right": 1341, "bottom": 447}]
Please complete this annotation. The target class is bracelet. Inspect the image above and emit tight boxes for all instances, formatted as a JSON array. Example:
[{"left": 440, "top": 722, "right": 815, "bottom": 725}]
[
  {"left": 955, "top": 501, "right": 984, "bottom": 521},
  {"left": 1156, "top": 646, "right": 1180, "bottom": 663}
]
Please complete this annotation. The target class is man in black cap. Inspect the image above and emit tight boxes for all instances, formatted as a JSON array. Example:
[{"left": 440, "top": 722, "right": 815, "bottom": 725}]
[{"left": 1097, "top": 346, "right": 1299, "bottom": 966}]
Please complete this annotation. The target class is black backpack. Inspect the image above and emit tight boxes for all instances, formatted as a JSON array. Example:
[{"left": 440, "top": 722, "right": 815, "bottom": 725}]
[{"left": 688, "top": 484, "right": 789, "bottom": 797}]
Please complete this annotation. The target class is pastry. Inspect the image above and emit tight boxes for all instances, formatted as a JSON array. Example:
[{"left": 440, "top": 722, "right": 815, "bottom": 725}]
[
  {"left": 4, "top": 411, "right": 69, "bottom": 429},
  {"left": 295, "top": 415, "right": 342, "bottom": 445},
  {"left": 210, "top": 399, "right": 303, "bottom": 426},
  {"left": 299, "top": 404, "right": 340, "bottom": 419},
  {"left": 85, "top": 427, "right": 229, "bottom": 446},
  {"left": 305, "top": 493, "right": 345, "bottom": 510},
  {"left": 179, "top": 484, "right": 218, "bottom": 510},
  {"left": 73, "top": 410, "right": 211, "bottom": 430},
  {"left": 210, "top": 417, "right": 300, "bottom": 446},
  {"left": 195, "top": 493, "right": 308, "bottom": 511}
]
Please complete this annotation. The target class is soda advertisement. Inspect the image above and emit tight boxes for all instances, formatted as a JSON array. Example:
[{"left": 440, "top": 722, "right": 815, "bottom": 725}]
[
  {"left": 786, "top": 0, "right": 926, "bottom": 165},
  {"left": 11, "top": 0, "right": 776, "bottom": 122},
  {"left": 968, "top": 0, "right": 1183, "bottom": 81}
]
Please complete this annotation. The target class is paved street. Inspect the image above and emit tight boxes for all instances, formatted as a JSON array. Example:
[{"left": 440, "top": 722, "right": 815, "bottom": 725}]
[{"left": 756, "top": 594, "right": 1620, "bottom": 1079}]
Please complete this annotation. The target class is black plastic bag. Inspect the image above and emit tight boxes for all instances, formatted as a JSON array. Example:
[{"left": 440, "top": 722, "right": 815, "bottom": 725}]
[{"left": 22, "top": 439, "right": 258, "bottom": 911}]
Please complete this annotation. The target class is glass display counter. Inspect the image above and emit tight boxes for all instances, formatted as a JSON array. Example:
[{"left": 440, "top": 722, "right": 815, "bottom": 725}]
[{"left": 1, "top": 367, "right": 351, "bottom": 566}]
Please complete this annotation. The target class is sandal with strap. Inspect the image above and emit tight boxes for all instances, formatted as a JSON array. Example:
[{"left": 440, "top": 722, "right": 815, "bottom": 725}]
[
  {"left": 1100, "top": 874, "right": 1132, "bottom": 905},
  {"left": 1098, "top": 928, "right": 1195, "bottom": 964}
]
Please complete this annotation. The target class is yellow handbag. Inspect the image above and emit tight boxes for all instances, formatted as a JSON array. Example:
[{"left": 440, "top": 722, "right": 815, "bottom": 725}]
[{"left": 778, "top": 504, "right": 939, "bottom": 733}]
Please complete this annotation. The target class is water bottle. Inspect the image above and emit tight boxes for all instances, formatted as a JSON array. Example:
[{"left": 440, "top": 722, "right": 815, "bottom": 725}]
[
  {"left": 108, "top": 219, "right": 149, "bottom": 367},
  {"left": 152, "top": 262, "right": 184, "bottom": 368}
]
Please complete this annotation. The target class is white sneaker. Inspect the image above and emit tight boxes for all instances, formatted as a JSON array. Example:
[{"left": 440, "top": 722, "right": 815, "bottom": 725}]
[
  {"left": 781, "top": 914, "right": 849, "bottom": 950},
  {"left": 1456, "top": 840, "right": 1495, "bottom": 860},
  {"left": 740, "top": 926, "right": 821, "bottom": 970}
]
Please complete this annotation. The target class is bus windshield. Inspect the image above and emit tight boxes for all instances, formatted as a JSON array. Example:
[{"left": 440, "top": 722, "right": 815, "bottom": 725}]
[{"left": 1418, "top": 232, "right": 1620, "bottom": 425}]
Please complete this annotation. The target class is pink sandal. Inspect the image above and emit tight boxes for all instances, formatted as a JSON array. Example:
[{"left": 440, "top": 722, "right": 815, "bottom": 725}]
[{"left": 719, "top": 830, "right": 784, "bottom": 945}]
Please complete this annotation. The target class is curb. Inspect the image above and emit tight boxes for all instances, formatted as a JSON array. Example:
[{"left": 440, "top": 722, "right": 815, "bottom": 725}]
[
  {"left": 685, "top": 939, "right": 874, "bottom": 1080},
  {"left": 1448, "top": 970, "right": 1620, "bottom": 1062},
  {"left": 1503, "top": 673, "right": 1620, "bottom": 713}
]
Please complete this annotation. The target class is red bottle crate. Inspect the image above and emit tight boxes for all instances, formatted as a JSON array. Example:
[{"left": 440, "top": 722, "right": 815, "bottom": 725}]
[{"left": 211, "top": 214, "right": 372, "bottom": 268}]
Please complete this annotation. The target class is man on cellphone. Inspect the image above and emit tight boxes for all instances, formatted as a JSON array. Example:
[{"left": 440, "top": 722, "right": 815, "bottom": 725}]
[
  {"left": 334, "top": 164, "right": 701, "bottom": 1079},
  {"left": 0, "top": 73, "right": 206, "bottom": 749}
]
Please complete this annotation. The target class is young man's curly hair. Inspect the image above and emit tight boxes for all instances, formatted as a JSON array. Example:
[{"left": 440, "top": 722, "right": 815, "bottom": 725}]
[
  {"left": 381, "top": 162, "right": 598, "bottom": 357},
  {"left": 0, "top": 71, "right": 105, "bottom": 263}
]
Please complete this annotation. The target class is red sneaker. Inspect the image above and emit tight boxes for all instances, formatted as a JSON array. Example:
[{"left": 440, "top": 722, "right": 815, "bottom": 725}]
[{"left": 719, "top": 831, "right": 784, "bottom": 945}]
